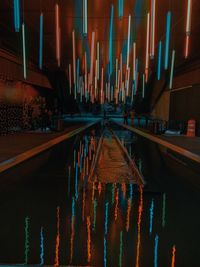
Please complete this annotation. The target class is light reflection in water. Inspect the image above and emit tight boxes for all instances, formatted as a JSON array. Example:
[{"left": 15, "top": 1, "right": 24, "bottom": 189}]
[
  {"left": 24, "top": 216, "right": 30, "bottom": 265},
  {"left": 54, "top": 206, "right": 60, "bottom": 267},
  {"left": 135, "top": 186, "right": 143, "bottom": 267},
  {"left": 40, "top": 227, "right": 44, "bottom": 265}
]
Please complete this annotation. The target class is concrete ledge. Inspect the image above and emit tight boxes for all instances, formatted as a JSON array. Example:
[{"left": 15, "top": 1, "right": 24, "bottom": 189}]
[
  {"left": 0, "top": 121, "right": 101, "bottom": 174},
  {"left": 114, "top": 121, "right": 200, "bottom": 165}
]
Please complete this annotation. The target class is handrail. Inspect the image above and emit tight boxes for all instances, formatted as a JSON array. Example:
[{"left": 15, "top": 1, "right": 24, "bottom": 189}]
[
  {"left": 0, "top": 120, "right": 101, "bottom": 174},
  {"left": 113, "top": 121, "right": 200, "bottom": 165}
]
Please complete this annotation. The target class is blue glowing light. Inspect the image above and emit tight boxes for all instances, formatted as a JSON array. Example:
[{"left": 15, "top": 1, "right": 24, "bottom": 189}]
[
  {"left": 104, "top": 202, "right": 109, "bottom": 235},
  {"left": 14, "top": 0, "right": 20, "bottom": 32},
  {"left": 24, "top": 216, "right": 30, "bottom": 264},
  {"left": 164, "top": 12, "right": 172, "bottom": 70},
  {"left": 40, "top": 227, "right": 44, "bottom": 265},
  {"left": 39, "top": 13, "right": 43, "bottom": 70},
  {"left": 149, "top": 199, "right": 154, "bottom": 235},
  {"left": 22, "top": 23, "right": 27, "bottom": 79},
  {"left": 118, "top": 0, "right": 124, "bottom": 19},
  {"left": 157, "top": 41, "right": 162, "bottom": 80},
  {"left": 72, "top": 197, "right": 75, "bottom": 218},
  {"left": 75, "top": 163, "right": 78, "bottom": 200},
  {"left": 154, "top": 235, "right": 159, "bottom": 267},
  {"left": 104, "top": 237, "right": 107, "bottom": 267}
]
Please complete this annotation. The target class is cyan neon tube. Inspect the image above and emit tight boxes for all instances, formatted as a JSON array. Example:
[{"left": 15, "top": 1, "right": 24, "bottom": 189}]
[{"left": 164, "top": 11, "right": 171, "bottom": 70}]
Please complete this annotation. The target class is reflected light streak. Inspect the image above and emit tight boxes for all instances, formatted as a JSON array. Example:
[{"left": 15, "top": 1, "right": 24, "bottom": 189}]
[
  {"left": 119, "top": 231, "right": 123, "bottom": 267},
  {"left": 154, "top": 235, "right": 159, "bottom": 267},
  {"left": 115, "top": 188, "right": 119, "bottom": 221},
  {"left": 87, "top": 216, "right": 91, "bottom": 263},
  {"left": 40, "top": 227, "right": 44, "bottom": 265},
  {"left": 126, "top": 198, "right": 131, "bottom": 232},
  {"left": 162, "top": 193, "right": 166, "bottom": 228},
  {"left": 54, "top": 206, "right": 60, "bottom": 267},
  {"left": 171, "top": 245, "right": 176, "bottom": 267},
  {"left": 135, "top": 186, "right": 143, "bottom": 267},
  {"left": 24, "top": 216, "right": 30, "bottom": 264}
]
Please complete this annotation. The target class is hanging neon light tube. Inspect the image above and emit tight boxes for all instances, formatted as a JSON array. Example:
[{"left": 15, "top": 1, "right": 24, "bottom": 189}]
[
  {"left": 145, "top": 12, "right": 150, "bottom": 82},
  {"left": 97, "top": 42, "right": 100, "bottom": 80},
  {"left": 90, "top": 32, "right": 95, "bottom": 86},
  {"left": 69, "top": 64, "right": 72, "bottom": 94},
  {"left": 169, "top": 50, "right": 175, "bottom": 89},
  {"left": 72, "top": 30, "right": 76, "bottom": 86},
  {"left": 164, "top": 11, "right": 171, "bottom": 70},
  {"left": 83, "top": 0, "right": 88, "bottom": 36},
  {"left": 157, "top": 41, "right": 162, "bottom": 80},
  {"left": 55, "top": 4, "right": 61, "bottom": 67},
  {"left": 39, "top": 13, "right": 43, "bottom": 70},
  {"left": 133, "top": 42, "right": 136, "bottom": 81},
  {"left": 109, "top": 5, "right": 114, "bottom": 75},
  {"left": 185, "top": 0, "right": 192, "bottom": 58},
  {"left": 150, "top": 0, "right": 156, "bottom": 58},
  {"left": 126, "top": 15, "right": 131, "bottom": 70},
  {"left": 14, "top": 0, "right": 20, "bottom": 32},
  {"left": 142, "top": 74, "right": 145, "bottom": 98},
  {"left": 116, "top": 58, "right": 118, "bottom": 87},
  {"left": 118, "top": 0, "right": 124, "bottom": 19},
  {"left": 22, "top": 23, "right": 27, "bottom": 79}
]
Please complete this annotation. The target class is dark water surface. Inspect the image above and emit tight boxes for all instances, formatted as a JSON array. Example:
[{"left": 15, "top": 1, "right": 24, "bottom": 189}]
[{"left": 0, "top": 124, "right": 200, "bottom": 267}]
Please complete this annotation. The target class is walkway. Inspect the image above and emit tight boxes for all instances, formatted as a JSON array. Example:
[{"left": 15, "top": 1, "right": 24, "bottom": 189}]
[
  {"left": 0, "top": 121, "right": 99, "bottom": 174},
  {"left": 114, "top": 121, "right": 200, "bottom": 164}
]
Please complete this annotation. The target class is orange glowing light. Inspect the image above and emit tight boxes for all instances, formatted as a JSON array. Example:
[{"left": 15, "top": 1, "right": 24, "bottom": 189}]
[
  {"left": 98, "top": 182, "right": 102, "bottom": 196},
  {"left": 55, "top": 4, "right": 61, "bottom": 67},
  {"left": 135, "top": 186, "right": 143, "bottom": 267},
  {"left": 126, "top": 198, "right": 131, "bottom": 232},
  {"left": 54, "top": 206, "right": 60, "bottom": 267},
  {"left": 122, "top": 182, "right": 126, "bottom": 199},
  {"left": 87, "top": 216, "right": 91, "bottom": 263},
  {"left": 171, "top": 245, "right": 176, "bottom": 267},
  {"left": 82, "top": 189, "right": 86, "bottom": 222},
  {"left": 115, "top": 189, "right": 119, "bottom": 221}
]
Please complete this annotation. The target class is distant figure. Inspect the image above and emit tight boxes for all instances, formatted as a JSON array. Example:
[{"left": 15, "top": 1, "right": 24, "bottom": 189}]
[
  {"left": 123, "top": 109, "right": 129, "bottom": 125},
  {"left": 130, "top": 110, "right": 135, "bottom": 126}
]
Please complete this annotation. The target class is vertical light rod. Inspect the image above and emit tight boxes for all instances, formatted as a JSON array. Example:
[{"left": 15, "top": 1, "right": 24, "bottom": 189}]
[
  {"left": 142, "top": 74, "right": 145, "bottom": 98},
  {"left": 72, "top": 30, "right": 76, "bottom": 86},
  {"left": 69, "top": 64, "right": 72, "bottom": 94},
  {"left": 109, "top": 5, "right": 114, "bottom": 75},
  {"left": 55, "top": 3, "right": 61, "bottom": 67},
  {"left": 97, "top": 42, "right": 100, "bottom": 80},
  {"left": 145, "top": 12, "right": 150, "bottom": 82},
  {"left": 133, "top": 42, "right": 136, "bottom": 81},
  {"left": 90, "top": 32, "right": 95, "bottom": 86},
  {"left": 116, "top": 58, "right": 118, "bottom": 87},
  {"left": 164, "top": 11, "right": 172, "bottom": 70},
  {"left": 126, "top": 15, "right": 131, "bottom": 70},
  {"left": 118, "top": 0, "right": 124, "bottom": 19},
  {"left": 185, "top": 0, "right": 192, "bottom": 58},
  {"left": 14, "top": 0, "right": 21, "bottom": 32},
  {"left": 157, "top": 41, "right": 162, "bottom": 80},
  {"left": 39, "top": 13, "right": 43, "bottom": 70},
  {"left": 169, "top": 50, "right": 175, "bottom": 89},
  {"left": 150, "top": 0, "right": 156, "bottom": 58},
  {"left": 22, "top": 23, "right": 27, "bottom": 79},
  {"left": 83, "top": 0, "right": 88, "bottom": 35}
]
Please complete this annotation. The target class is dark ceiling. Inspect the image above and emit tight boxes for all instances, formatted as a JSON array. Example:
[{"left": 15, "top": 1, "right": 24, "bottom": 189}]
[{"left": 0, "top": 0, "right": 200, "bottom": 74}]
